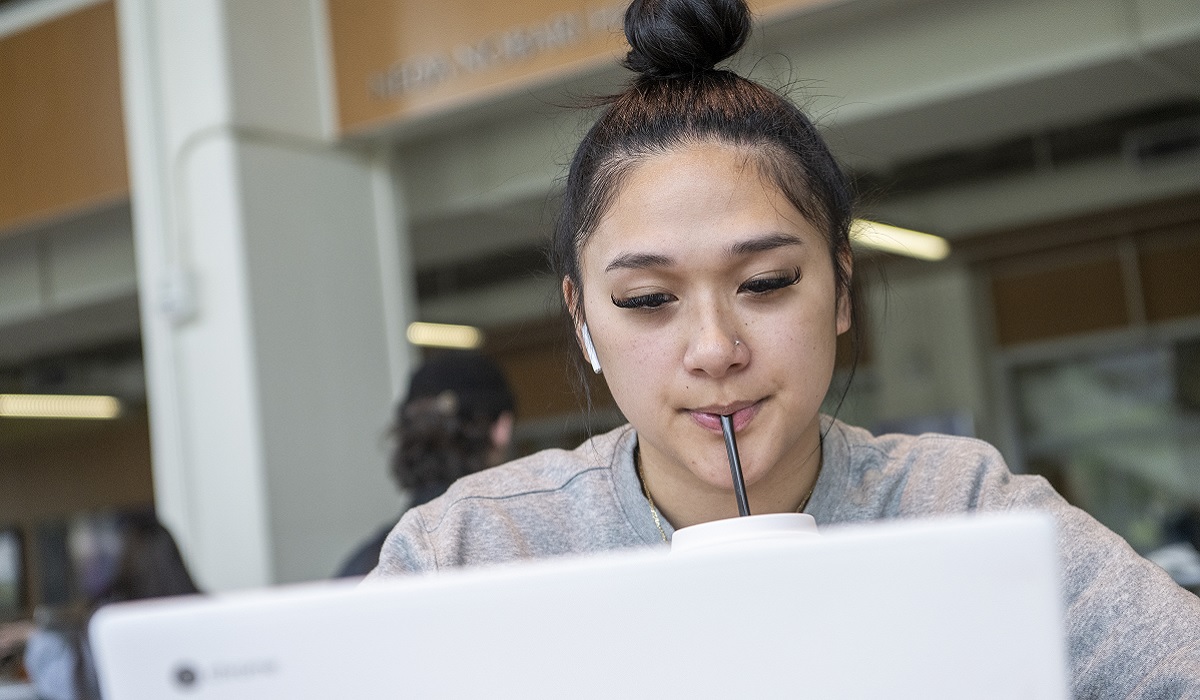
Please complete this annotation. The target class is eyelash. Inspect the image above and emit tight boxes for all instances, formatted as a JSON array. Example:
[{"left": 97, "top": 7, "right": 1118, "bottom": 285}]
[
  {"left": 740, "top": 267, "right": 802, "bottom": 295},
  {"left": 610, "top": 267, "right": 802, "bottom": 310},
  {"left": 611, "top": 292, "right": 673, "bottom": 310}
]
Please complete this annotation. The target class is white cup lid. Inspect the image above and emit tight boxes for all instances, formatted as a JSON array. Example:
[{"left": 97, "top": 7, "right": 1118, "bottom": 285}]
[{"left": 670, "top": 512, "right": 819, "bottom": 555}]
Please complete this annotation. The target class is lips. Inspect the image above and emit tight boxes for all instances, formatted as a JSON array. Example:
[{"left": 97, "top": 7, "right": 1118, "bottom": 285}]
[{"left": 688, "top": 400, "right": 762, "bottom": 433}]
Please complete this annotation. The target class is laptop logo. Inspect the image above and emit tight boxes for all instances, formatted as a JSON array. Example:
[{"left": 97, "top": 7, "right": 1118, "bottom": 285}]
[
  {"left": 170, "top": 659, "right": 279, "bottom": 691},
  {"left": 173, "top": 664, "right": 199, "bottom": 690}
]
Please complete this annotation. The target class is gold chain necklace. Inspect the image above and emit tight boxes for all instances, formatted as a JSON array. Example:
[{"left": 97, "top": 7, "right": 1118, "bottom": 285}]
[
  {"left": 636, "top": 457, "right": 670, "bottom": 544},
  {"left": 635, "top": 453, "right": 822, "bottom": 546},
  {"left": 796, "top": 475, "right": 819, "bottom": 514}
]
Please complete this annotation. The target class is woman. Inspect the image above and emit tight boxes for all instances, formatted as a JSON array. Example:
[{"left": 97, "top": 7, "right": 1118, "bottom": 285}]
[
  {"left": 370, "top": 0, "right": 1200, "bottom": 695},
  {"left": 24, "top": 512, "right": 199, "bottom": 700}
]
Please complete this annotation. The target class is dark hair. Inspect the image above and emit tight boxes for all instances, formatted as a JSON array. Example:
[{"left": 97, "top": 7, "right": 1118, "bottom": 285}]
[
  {"left": 38, "top": 512, "right": 199, "bottom": 700},
  {"left": 391, "top": 351, "right": 516, "bottom": 491},
  {"left": 551, "top": 0, "right": 859, "bottom": 388},
  {"left": 95, "top": 512, "right": 200, "bottom": 604}
]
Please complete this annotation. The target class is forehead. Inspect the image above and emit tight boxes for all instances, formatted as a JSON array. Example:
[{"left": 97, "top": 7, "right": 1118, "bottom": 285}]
[{"left": 582, "top": 142, "right": 823, "bottom": 264}]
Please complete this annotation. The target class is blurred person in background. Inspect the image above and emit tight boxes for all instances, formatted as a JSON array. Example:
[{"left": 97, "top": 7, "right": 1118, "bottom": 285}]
[
  {"left": 1147, "top": 506, "right": 1200, "bottom": 594},
  {"left": 335, "top": 350, "right": 516, "bottom": 578},
  {"left": 24, "top": 511, "right": 199, "bottom": 700},
  {"left": 0, "top": 618, "right": 36, "bottom": 682}
]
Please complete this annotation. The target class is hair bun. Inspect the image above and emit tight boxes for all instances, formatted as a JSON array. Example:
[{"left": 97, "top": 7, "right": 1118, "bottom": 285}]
[{"left": 623, "top": 0, "right": 751, "bottom": 79}]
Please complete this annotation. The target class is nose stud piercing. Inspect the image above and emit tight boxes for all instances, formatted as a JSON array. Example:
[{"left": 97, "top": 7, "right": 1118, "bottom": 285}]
[{"left": 734, "top": 339, "right": 742, "bottom": 346}]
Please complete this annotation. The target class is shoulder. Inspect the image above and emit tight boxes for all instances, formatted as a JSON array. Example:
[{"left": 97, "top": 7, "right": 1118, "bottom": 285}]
[
  {"left": 821, "top": 417, "right": 1056, "bottom": 518},
  {"left": 820, "top": 423, "right": 1200, "bottom": 694},
  {"left": 370, "top": 426, "right": 639, "bottom": 576},
  {"left": 830, "top": 418, "right": 1001, "bottom": 464},
  {"left": 827, "top": 418, "right": 1007, "bottom": 482},
  {"left": 418, "top": 424, "right": 635, "bottom": 527}
]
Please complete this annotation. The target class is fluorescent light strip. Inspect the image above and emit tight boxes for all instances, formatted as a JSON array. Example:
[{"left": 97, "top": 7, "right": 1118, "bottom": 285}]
[
  {"left": 0, "top": 394, "right": 123, "bottom": 420},
  {"left": 852, "top": 220, "right": 951, "bottom": 261},
  {"left": 406, "top": 321, "right": 485, "bottom": 349}
]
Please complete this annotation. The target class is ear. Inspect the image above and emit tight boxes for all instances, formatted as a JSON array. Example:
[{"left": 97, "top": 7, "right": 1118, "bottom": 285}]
[
  {"left": 485, "top": 411, "right": 516, "bottom": 468},
  {"left": 489, "top": 411, "right": 515, "bottom": 451},
  {"left": 563, "top": 276, "right": 581, "bottom": 332},
  {"left": 835, "top": 246, "right": 853, "bottom": 336}
]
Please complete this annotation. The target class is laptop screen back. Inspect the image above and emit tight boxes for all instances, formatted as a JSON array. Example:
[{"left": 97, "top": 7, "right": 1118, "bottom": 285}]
[{"left": 91, "top": 512, "right": 1068, "bottom": 699}]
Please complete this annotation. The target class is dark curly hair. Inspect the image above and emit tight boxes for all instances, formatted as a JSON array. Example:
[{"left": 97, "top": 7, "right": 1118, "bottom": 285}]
[{"left": 389, "top": 351, "right": 516, "bottom": 491}]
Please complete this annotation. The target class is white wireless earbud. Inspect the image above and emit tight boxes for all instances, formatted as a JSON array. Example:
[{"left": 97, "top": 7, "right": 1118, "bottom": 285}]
[{"left": 581, "top": 322, "right": 602, "bottom": 374}]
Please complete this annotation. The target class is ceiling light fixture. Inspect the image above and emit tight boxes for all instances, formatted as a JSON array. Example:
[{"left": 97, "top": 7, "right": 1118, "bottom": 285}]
[
  {"left": 0, "top": 394, "right": 123, "bottom": 420},
  {"left": 406, "top": 321, "right": 485, "bottom": 349},
  {"left": 852, "top": 220, "right": 951, "bottom": 261}
]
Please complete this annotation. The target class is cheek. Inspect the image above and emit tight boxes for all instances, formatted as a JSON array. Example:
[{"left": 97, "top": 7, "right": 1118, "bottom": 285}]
[
  {"left": 594, "top": 321, "right": 681, "bottom": 423},
  {"left": 757, "top": 304, "right": 829, "bottom": 346},
  {"left": 607, "top": 326, "right": 675, "bottom": 384},
  {"left": 757, "top": 308, "right": 839, "bottom": 380}
]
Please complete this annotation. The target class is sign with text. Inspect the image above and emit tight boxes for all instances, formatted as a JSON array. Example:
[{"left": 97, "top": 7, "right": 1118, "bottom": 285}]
[{"left": 326, "top": 0, "right": 834, "bottom": 135}]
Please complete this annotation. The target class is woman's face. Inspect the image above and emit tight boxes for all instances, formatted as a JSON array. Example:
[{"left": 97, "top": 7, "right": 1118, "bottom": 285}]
[{"left": 569, "top": 141, "right": 850, "bottom": 499}]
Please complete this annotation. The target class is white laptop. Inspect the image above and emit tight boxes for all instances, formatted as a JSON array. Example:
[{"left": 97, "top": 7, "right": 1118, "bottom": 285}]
[{"left": 90, "top": 512, "right": 1069, "bottom": 699}]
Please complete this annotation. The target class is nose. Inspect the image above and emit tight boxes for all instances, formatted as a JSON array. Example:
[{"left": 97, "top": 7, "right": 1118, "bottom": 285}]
[{"left": 682, "top": 302, "right": 748, "bottom": 378}]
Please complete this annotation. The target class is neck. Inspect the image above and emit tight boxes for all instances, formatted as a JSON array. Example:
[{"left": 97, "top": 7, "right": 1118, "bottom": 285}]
[{"left": 638, "top": 430, "right": 823, "bottom": 530}]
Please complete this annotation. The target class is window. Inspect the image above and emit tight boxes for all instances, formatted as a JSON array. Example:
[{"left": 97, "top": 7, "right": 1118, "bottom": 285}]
[{"left": 1012, "top": 337, "right": 1200, "bottom": 553}]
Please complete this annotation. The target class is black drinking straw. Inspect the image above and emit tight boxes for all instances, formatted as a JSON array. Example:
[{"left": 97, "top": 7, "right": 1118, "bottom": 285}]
[{"left": 720, "top": 414, "right": 752, "bottom": 517}]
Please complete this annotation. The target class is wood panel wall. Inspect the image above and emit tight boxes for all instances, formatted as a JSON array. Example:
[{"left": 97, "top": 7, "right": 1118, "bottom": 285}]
[
  {"left": 1140, "top": 229, "right": 1200, "bottom": 323},
  {"left": 0, "top": 1, "right": 129, "bottom": 236},
  {"left": 978, "top": 195, "right": 1200, "bottom": 347},
  {"left": 990, "top": 249, "right": 1130, "bottom": 346}
]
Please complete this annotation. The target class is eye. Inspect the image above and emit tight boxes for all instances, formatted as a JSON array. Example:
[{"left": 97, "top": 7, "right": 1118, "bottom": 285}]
[
  {"left": 611, "top": 292, "right": 674, "bottom": 310},
  {"left": 740, "top": 267, "right": 802, "bottom": 295}
]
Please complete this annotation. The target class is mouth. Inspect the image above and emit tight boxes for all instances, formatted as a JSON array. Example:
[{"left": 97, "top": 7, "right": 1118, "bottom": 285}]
[{"left": 687, "top": 399, "right": 763, "bottom": 433}]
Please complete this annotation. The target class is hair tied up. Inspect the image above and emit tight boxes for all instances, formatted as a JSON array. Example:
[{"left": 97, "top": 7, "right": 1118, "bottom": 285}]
[{"left": 623, "top": 0, "right": 752, "bottom": 80}]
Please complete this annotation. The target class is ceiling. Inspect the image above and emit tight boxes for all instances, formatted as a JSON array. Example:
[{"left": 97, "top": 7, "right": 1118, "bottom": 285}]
[{"left": 402, "top": 0, "right": 1200, "bottom": 308}]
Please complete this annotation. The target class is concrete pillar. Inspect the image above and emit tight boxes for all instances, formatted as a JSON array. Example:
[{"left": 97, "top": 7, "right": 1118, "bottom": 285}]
[{"left": 116, "top": 0, "right": 413, "bottom": 589}]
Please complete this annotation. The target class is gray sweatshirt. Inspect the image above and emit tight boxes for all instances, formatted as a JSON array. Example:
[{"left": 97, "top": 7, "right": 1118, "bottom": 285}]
[{"left": 371, "top": 417, "right": 1200, "bottom": 698}]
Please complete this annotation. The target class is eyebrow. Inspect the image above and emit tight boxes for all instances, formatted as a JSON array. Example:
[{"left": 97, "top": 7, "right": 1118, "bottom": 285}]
[
  {"left": 728, "top": 232, "right": 805, "bottom": 257},
  {"left": 604, "top": 232, "right": 804, "bottom": 273},
  {"left": 605, "top": 251, "right": 674, "bottom": 273}
]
